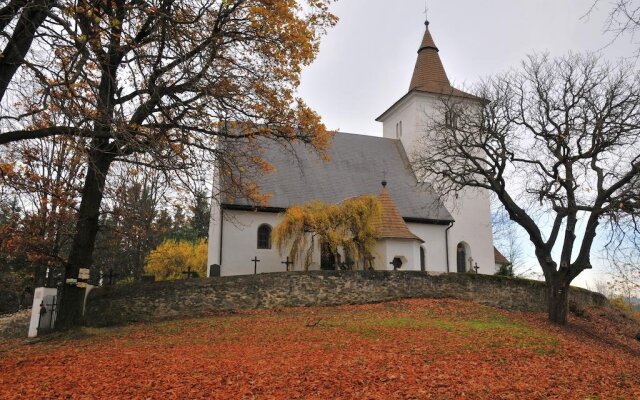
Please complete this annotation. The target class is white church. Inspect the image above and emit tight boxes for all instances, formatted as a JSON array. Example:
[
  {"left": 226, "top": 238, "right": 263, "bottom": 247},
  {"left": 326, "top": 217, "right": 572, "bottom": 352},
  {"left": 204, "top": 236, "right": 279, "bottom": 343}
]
[{"left": 207, "top": 19, "right": 500, "bottom": 277}]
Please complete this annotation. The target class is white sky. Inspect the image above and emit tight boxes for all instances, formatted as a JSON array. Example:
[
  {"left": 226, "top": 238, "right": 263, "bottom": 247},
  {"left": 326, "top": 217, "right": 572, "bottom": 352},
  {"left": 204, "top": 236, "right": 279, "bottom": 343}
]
[
  {"left": 297, "top": 0, "right": 638, "bottom": 289},
  {"left": 299, "top": 0, "right": 635, "bottom": 135}
]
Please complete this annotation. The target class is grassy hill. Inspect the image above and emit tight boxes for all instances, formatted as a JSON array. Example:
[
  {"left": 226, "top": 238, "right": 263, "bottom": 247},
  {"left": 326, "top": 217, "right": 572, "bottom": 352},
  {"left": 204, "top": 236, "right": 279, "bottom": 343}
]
[{"left": 1, "top": 299, "right": 639, "bottom": 399}]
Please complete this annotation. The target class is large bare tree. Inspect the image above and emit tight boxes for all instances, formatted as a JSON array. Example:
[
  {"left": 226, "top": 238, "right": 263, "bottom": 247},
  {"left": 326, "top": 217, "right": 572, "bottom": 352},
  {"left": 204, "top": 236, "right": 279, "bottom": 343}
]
[
  {"left": 592, "top": 0, "right": 640, "bottom": 54},
  {"left": 0, "top": 0, "right": 337, "bottom": 328},
  {"left": 413, "top": 54, "right": 640, "bottom": 324}
]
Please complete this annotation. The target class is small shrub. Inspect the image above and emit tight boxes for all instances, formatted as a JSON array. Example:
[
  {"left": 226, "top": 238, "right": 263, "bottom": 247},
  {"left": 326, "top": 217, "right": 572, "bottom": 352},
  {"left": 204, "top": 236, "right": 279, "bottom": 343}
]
[{"left": 494, "top": 264, "right": 514, "bottom": 278}]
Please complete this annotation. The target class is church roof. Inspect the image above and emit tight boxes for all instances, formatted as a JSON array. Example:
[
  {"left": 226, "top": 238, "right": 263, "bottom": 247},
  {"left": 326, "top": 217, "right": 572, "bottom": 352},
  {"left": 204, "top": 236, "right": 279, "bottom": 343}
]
[
  {"left": 377, "top": 19, "right": 482, "bottom": 122},
  {"left": 409, "top": 21, "right": 450, "bottom": 94},
  {"left": 222, "top": 132, "right": 453, "bottom": 224},
  {"left": 409, "top": 20, "right": 478, "bottom": 99},
  {"left": 494, "top": 247, "right": 511, "bottom": 266},
  {"left": 376, "top": 186, "right": 424, "bottom": 242}
]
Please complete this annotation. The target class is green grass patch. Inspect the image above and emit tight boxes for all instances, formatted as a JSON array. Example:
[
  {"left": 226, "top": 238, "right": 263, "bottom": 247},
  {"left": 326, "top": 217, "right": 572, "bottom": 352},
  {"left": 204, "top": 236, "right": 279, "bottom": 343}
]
[
  {"left": 429, "top": 319, "right": 454, "bottom": 332},
  {"left": 329, "top": 315, "right": 427, "bottom": 338}
]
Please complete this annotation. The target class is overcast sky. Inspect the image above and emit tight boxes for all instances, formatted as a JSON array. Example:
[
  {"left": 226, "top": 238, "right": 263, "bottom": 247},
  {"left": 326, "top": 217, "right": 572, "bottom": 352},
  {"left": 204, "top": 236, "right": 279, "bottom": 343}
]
[
  {"left": 297, "top": 1, "right": 638, "bottom": 288},
  {"left": 299, "top": 0, "right": 636, "bottom": 136}
]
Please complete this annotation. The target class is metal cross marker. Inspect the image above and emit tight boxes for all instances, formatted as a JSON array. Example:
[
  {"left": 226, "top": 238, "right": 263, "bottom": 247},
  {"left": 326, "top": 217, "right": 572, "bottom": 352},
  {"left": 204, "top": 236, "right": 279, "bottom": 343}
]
[
  {"left": 182, "top": 266, "right": 197, "bottom": 279},
  {"left": 390, "top": 258, "right": 403, "bottom": 271},
  {"left": 473, "top": 263, "right": 480, "bottom": 274},
  {"left": 282, "top": 257, "right": 293, "bottom": 271},
  {"left": 381, "top": 168, "right": 388, "bottom": 188},
  {"left": 252, "top": 257, "right": 261, "bottom": 275}
]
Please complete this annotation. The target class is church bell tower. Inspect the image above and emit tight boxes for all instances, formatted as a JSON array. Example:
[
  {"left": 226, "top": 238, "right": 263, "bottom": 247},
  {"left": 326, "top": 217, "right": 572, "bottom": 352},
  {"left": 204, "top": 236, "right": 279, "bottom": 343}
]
[{"left": 376, "top": 17, "right": 495, "bottom": 275}]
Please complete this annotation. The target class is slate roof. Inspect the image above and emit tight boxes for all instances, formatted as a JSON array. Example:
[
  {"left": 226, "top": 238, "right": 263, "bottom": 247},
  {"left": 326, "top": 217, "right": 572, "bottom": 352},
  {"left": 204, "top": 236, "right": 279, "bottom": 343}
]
[
  {"left": 223, "top": 132, "right": 453, "bottom": 224},
  {"left": 376, "top": 187, "right": 424, "bottom": 241}
]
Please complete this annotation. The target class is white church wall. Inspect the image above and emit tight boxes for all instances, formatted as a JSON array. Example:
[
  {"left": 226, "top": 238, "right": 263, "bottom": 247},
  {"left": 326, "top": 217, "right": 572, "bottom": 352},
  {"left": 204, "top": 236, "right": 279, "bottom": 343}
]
[
  {"left": 215, "top": 209, "right": 322, "bottom": 276},
  {"left": 381, "top": 92, "right": 495, "bottom": 275},
  {"left": 381, "top": 92, "right": 443, "bottom": 153},
  {"left": 206, "top": 199, "right": 222, "bottom": 276},
  {"left": 445, "top": 189, "right": 495, "bottom": 274},
  {"left": 373, "top": 239, "right": 421, "bottom": 271},
  {"left": 206, "top": 162, "right": 223, "bottom": 276},
  {"left": 381, "top": 97, "right": 418, "bottom": 145},
  {"left": 406, "top": 223, "right": 448, "bottom": 272},
  {"left": 209, "top": 207, "right": 452, "bottom": 276}
]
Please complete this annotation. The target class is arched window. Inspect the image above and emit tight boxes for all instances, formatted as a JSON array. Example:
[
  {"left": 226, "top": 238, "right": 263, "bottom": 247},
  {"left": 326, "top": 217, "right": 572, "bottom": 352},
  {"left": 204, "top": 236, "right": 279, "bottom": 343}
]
[
  {"left": 456, "top": 242, "right": 468, "bottom": 273},
  {"left": 257, "top": 224, "right": 272, "bottom": 249},
  {"left": 420, "top": 246, "right": 426, "bottom": 272}
]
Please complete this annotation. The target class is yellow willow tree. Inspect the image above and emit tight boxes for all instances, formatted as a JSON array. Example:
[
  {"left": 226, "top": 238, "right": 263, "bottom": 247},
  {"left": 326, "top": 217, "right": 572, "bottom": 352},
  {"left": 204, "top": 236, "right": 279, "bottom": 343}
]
[
  {"left": 144, "top": 239, "right": 207, "bottom": 281},
  {"left": 273, "top": 195, "right": 381, "bottom": 270},
  {"left": 0, "top": 0, "right": 337, "bottom": 328}
]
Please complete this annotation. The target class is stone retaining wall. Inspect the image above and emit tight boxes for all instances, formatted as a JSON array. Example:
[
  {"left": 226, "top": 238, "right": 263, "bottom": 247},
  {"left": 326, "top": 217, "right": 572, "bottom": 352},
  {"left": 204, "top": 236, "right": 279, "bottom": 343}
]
[{"left": 84, "top": 271, "right": 607, "bottom": 327}]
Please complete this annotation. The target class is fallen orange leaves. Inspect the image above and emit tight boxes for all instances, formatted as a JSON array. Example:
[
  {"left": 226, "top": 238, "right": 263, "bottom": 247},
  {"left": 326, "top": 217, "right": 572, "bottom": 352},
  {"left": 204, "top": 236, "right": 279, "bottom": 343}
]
[{"left": 0, "top": 299, "right": 638, "bottom": 399}]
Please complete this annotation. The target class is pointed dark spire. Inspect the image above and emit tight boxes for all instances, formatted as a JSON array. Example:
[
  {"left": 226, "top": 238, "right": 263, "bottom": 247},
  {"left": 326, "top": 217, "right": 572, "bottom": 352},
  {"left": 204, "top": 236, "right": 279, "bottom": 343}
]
[{"left": 409, "top": 18, "right": 450, "bottom": 92}]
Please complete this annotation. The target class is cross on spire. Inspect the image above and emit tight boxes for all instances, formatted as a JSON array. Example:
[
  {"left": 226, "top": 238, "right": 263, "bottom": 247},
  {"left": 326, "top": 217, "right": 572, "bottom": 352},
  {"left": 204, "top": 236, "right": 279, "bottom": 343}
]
[{"left": 424, "top": 1, "right": 429, "bottom": 26}]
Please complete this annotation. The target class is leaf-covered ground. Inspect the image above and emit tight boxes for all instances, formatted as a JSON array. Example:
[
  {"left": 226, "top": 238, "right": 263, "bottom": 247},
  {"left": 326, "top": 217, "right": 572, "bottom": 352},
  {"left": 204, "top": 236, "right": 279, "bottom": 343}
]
[{"left": 1, "top": 299, "right": 639, "bottom": 399}]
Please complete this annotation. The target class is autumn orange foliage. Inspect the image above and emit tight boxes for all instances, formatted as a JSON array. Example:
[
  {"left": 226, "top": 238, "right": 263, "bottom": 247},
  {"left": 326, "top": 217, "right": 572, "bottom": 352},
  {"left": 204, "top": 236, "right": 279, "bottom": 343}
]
[
  {"left": 1, "top": 0, "right": 339, "bottom": 328},
  {"left": 1, "top": 299, "right": 638, "bottom": 399}
]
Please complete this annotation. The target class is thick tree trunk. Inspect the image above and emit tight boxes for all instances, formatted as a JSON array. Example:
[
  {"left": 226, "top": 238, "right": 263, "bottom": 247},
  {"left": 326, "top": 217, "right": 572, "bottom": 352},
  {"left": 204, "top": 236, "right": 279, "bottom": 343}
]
[
  {"left": 55, "top": 146, "right": 113, "bottom": 329},
  {"left": 547, "top": 277, "right": 570, "bottom": 325}
]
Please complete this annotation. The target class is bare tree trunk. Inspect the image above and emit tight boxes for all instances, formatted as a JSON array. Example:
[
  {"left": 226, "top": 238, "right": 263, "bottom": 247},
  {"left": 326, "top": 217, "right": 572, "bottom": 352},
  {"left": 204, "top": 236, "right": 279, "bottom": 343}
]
[
  {"left": 547, "top": 276, "right": 570, "bottom": 325},
  {"left": 56, "top": 142, "right": 114, "bottom": 329}
]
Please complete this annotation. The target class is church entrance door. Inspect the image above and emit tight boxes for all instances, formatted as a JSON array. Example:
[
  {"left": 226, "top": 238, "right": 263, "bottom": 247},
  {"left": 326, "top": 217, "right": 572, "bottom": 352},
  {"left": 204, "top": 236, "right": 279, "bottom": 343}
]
[{"left": 321, "top": 242, "right": 336, "bottom": 270}]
